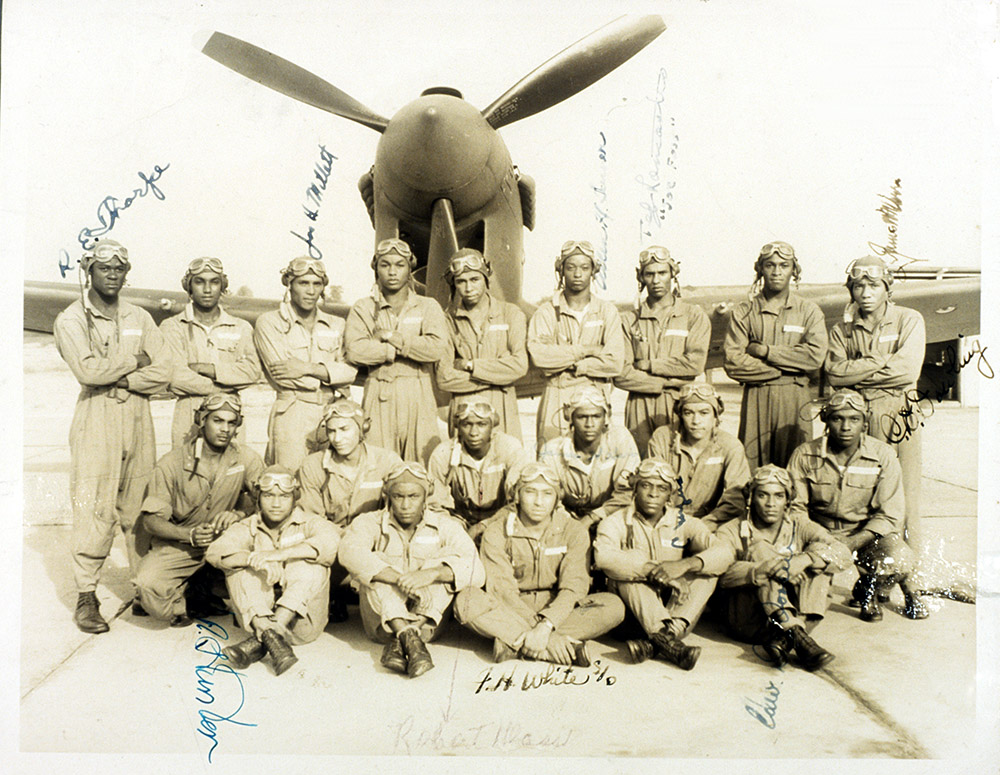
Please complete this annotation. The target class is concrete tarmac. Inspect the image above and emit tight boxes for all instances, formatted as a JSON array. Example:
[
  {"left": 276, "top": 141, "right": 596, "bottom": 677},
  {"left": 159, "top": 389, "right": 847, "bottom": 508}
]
[{"left": 16, "top": 332, "right": 988, "bottom": 768}]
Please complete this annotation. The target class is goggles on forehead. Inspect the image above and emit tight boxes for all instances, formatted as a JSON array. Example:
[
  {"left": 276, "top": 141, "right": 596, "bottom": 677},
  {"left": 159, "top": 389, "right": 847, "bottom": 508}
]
[
  {"left": 258, "top": 471, "right": 298, "bottom": 494},
  {"left": 453, "top": 400, "right": 495, "bottom": 421},
  {"left": 759, "top": 242, "right": 796, "bottom": 260},
  {"left": 748, "top": 463, "right": 793, "bottom": 492},
  {"left": 515, "top": 463, "right": 562, "bottom": 491},
  {"left": 821, "top": 390, "right": 867, "bottom": 416},
  {"left": 560, "top": 240, "right": 595, "bottom": 259},
  {"left": 638, "top": 246, "right": 678, "bottom": 269},
  {"left": 678, "top": 384, "right": 719, "bottom": 402},
  {"left": 284, "top": 256, "right": 328, "bottom": 279},
  {"left": 84, "top": 240, "right": 130, "bottom": 266},
  {"left": 186, "top": 256, "right": 225, "bottom": 276},
  {"left": 634, "top": 458, "right": 677, "bottom": 487},
  {"left": 564, "top": 386, "right": 610, "bottom": 415},
  {"left": 200, "top": 393, "right": 242, "bottom": 415},
  {"left": 385, "top": 461, "right": 430, "bottom": 485},
  {"left": 322, "top": 400, "right": 365, "bottom": 427},
  {"left": 374, "top": 238, "right": 413, "bottom": 259},
  {"left": 846, "top": 260, "right": 892, "bottom": 282},
  {"left": 446, "top": 252, "right": 491, "bottom": 279}
]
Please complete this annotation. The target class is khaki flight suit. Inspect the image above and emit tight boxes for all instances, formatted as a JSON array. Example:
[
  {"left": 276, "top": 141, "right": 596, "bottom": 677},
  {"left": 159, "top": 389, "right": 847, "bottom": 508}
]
[
  {"left": 206, "top": 507, "right": 340, "bottom": 645},
  {"left": 826, "top": 302, "right": 926, "bottom": 544},
  {"left": 135, "top": 439, "right": 264, "bottom": 620},
  {"left": 339, "top": 507, "right": 486, "bottom": 642},
  {"left": 714, "top": 513, "right": 852, "bottom": 640},
  {"left": 723, "top": 291, "right": 828, "bottom": 469},
  {"left": 54, "top": 297, "right": 173, "bottom": 593},
  {"left": 426, "top": 432, "right": 532, "bottom": 530},
  {"left": 435, "top": 294, "right": 529, "bottom": 441},
  {"left": 647, "top": 426, "right": 751, "bottom": 530},
  {"left": 297, "top": 443, "right": 403, "bottom": 528},
  {"left": 455, "top": 506, "right": 625, "bottom": 650},
  {"left": 594, "top": 503, "right": 732, "bottom": 636},
  {"left": 160, "top": 303, "right": 261, "bottom": 448},
  {"left": 616, "top": 299, "right": 711, "bottom": 456},
  {"left": 537, "top": 426, "right": 640, "bottom": 526},
  {"left": 527, "top": 293, "right": 625, "bottom": 451},
  {"left": 345, "top": 290, "right": 449, "bottom": 464},
  {"left": 254, "top": 300, "right": 357, "bottom": 471}
]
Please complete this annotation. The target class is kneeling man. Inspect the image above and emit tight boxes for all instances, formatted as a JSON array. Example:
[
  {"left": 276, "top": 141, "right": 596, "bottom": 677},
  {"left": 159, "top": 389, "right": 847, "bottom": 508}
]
[
  {"left": 339, "top": 462, "right": 485, "bottom": 678},
  {"left": 594, "top": 459, "right": 731, "bottom": 670},
  {"left": 455, "top": 464, "right": 625, "bottom": 665},
  {"left": 206, "top": 466, "right": 340, "bottom": 675}
]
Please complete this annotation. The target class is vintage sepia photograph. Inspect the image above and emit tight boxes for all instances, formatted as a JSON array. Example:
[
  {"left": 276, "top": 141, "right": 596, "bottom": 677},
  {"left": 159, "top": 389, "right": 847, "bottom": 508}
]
[{"left": 4, "top": 0, "right": 998, "bottom": 772}]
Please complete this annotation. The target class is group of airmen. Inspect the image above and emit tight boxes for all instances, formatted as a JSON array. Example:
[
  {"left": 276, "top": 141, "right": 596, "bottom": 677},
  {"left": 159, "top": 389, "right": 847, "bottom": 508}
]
[{"left": 52, "top": 234, "right": 929, "bottom": 678}]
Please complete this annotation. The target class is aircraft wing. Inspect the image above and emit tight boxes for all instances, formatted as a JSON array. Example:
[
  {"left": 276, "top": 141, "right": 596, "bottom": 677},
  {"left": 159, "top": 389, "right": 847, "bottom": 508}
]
[{"left": 24, "top": 273, "right": 980, "bottom": 397}]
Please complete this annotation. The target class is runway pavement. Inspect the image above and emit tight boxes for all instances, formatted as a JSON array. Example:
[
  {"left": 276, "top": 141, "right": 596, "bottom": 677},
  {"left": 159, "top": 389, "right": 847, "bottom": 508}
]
[{"left": 17, "top": 332, "right": 989, "bottom": 767}]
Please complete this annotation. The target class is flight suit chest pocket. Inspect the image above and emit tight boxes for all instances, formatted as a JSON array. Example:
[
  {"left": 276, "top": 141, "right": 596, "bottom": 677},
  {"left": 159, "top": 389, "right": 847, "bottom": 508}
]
[
  {"left": 314, "top": 328, "right": 342, "bottom": 353},
  {"left": 409, "top": 531, "right": 440, "bottom": 563},
  {"left": 844, "top": 466, "right": 879, "bottom": 499},
  {"left": 781, "top": 320, "right": 805, "bottom": 345},
  {"left": 541, "top": 545, "right": 567, "bottom": 578},
  {"left": 209, "top": 329, "right": 241, "bottom": 354},
  {"left": 581, "top": 319, "right": 604, "bottom": 344},
  {"left": 399, "top": 316, "right": 423, "bottom": 336},
  {"left": 805, "top": 473, "right": 837, "bottom": 509},
  {"left": 120, "top": 328, "right": 143, "bottom": 354}
]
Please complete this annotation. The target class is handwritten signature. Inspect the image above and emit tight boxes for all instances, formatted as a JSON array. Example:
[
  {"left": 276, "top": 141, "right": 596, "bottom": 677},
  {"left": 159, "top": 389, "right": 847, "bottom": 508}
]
[
  {"left": 58, "top": 164, "right": 170, "bottom": 276},
  {"left": 193, "top": 618, "right": 256, "bottom": 763},
  {"left": 745, "top": 679, "right": 781, "bottom": 729},
  {"left": 290, "top": 144, "right": 337, "bottom": 259},
  {"left": 637, "top": 68, "right": 676, "bottom": 243},
  {"left": 389, "top": 715, "right": 573, "bottom": 754},
  {"left": 866, "top": 177, "right": 924, "bottom": 274},
  {"left": 882, "top": 337, "right": 993, "bottom": 442},
  {"left": 591, "top": 130, "right": 611, "bottom": 290},
  {"left": 474, "top": 659, "right": 616, "bottom": 693}
]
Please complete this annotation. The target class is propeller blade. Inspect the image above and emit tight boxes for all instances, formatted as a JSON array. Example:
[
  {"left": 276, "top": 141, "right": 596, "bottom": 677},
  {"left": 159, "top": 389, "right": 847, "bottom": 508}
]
[
  {"left": 201, "top": 31, "right": 389, "bottom": 132},
  {"left": 481, "top": 15, "right": 666, "bottom": 130},
  {"left": 425, "top": 199, "right": 460, "bottom": 308}
]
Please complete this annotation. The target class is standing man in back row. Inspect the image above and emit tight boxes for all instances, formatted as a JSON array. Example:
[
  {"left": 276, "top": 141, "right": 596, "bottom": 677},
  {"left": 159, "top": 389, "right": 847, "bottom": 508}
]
[
  {"left": 527, "top": 240, "right": 624, "bottom": 452},
  {"left": 724, "top": 241, "right": 828, "bottom": 469},
  {"left": 54, "top": 239, "right": 173, "bottom": 633},
  {"left": 435, "top": 249, "right": 529, "bottom": 441},
  {"left": 615, "top": 246, "right": 710, "bottom": 457},
  {"left": 254, "top": 257, "right": 357, "bottom": 471}
]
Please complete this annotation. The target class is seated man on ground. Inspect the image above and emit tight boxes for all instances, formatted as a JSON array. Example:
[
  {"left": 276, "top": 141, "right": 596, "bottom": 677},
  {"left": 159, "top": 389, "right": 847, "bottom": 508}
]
[
  {"left": 714, "top": 465, "right": 851, "bottom": 671},
  {"left": 206, "top": 466, "right": 340, "bottom": 675},
  {"left": 647, "top": 383, "right": 750, "bottom": 531},
  {"left": 786, "top": 389, "right": 928, "bottom": 621},
  {"left": 538, "top": 385, "right": 640, "bottom": 531},
  {"left": 427, "top": 398, "right": 531, "bottom": 543},
  {"left": 338, "top": 462, "right": 486, "bottom": 678},
  {"left": 455, "top": 463, "right": 625, "bottom": 665},
  {"left": 135, "top": 393, "right": 263, "bottom": 626},
  {"left": 594, "top": 459, "right": 732, "bottom": 670}
]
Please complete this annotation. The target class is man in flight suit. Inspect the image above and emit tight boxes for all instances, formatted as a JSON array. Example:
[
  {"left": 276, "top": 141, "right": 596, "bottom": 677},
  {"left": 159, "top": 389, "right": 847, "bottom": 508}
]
[
  {"left": 723, "top": 242, "right": 828, "bottom": 469},
  {"left": 338, "top": 462, "right": 485, "bottom": 678},
  {"left": 435, "top": 249, "right": 529, "bottom": 441},
  {"left": 345, "top": 239, "right": 449, "bottom": 463},
  {"left": 160, "top": 257, "right": 261, "bottom": 448},
  {"left": 427, "top": 398, "right": 531, "bottom": 543},
  {"left": 786, "top": 389, "right": 928, "bottom": 621},
  {"left": 594, "top": 459, "right": 732, "bottom": 670},
  {"left": 527, "top": 240, "right": 625, "bottom": 452},
  {"left": 538, "top": 385, "right": 639, "bottom": 531},
  {"left": 135, "top": 394, "right": 264, "bottom": 626},
  {"left": 647, "top": 384, "right": 750, "bottom": 531},
  {"left": 254, "top": 257, "right": 357, "bottom": 470},
  {"left": 53, "top": 239, "right": 173, "bottom": 633},
  {"left": 455, "top": 463, "right": 625, "bottom": 665},
  {"left": 714, "top": 465, "right": 851, "bottom": 671},
  {"left": 615, "top": 246, "right": 710, "bottom": 456},
  {"left": 207, "top": 466, "right": 340, "bottom": 676}
]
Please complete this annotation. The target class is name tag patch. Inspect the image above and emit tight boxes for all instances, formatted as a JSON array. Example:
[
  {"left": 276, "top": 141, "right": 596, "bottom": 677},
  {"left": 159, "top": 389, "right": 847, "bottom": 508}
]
[
  {"left": 488, "top": 324, "right": 509, "bottom": 332},
  {"left": 704, "top": 457, "right": 724, "bottom": 466},
  {"left": 662, "top": 329, "right": 688, "bottom": 337},
  {"left": 122, "top": 329, "right": 142, "bottom": 337},
  {"left": 414, "top": 534, "right": 439, "bottom": 544},
  {"left": 225, "top": 464, "right": 245, "bottom": 475},
  {"left": 543, "top": 546, "right": 567, "bottom": 556},
  {"left": 583, "top": 320, "right": 603, "bottom": 328},
  {"left": 783, "top": 325, "right": 805, "bottom": 334},
  {"left": 401, "top": 316, "right": 422, "bottom": 325},
  {"left": 360, "top": 481, "right": 382, "bottom": 490},
  {"left": 215, "top": 331, "right": 241, "bottom": 340},
  {"left": 879, "top": 333, "right": 900, "bottom": 343},
  {"left": 846, "top": 466, "right": 879, "bottom": 476}
]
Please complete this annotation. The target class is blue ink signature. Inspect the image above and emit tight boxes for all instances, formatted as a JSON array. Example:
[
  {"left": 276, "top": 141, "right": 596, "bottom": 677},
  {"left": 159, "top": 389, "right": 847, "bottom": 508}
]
[
  {"left": 745, "top": 679, "right": 781, "bottom": 729},
  {"left": 591, "top": 130, "right": 611, "bottom": 290},
  {"left": 193, "top": 618, "right": 256, "bottom": 763},
  {"left": 637, "top": 68, "right": 677, "bottom": 242},
  {"left": 290, "top": 144, "right": 337, "bottom": 259}
]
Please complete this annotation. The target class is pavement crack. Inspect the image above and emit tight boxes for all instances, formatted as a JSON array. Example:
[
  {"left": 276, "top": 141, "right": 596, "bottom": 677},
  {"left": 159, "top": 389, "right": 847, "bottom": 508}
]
[{"left": 819, "top": 666, "right": 930, "bottom": 758}]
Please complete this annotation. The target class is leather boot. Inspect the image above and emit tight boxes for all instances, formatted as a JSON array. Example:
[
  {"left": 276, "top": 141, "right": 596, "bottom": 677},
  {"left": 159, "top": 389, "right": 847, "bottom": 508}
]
[
  {"left": 74, "top": 591, "right": 109, "bottom": 634},
  {"left": 857, "top": 575, "right": 883, "bottom": 622},
  {"left": 131, "top": 597, "right": 148, "bottom": 617},
  {"left": 902, "top": 586, "right": 930, "bottom": 620},
  {"left": 222, "top": 636, "right": 266, "bottom": 669},
  {"left": 626, "top": 639, "right": 655, "bottom": 664},
  {"left": 492, "top": 638, "right": 518, "bottom": 663},
  {"left": 650, "top": 629, "right": 701, "bottom": 671},
  {"left": 381, "top": 637, "right": 408, "bottom": 673},
  {"left": 398, "top": 628, "right": 434, "bottom": 678},
  {"left": 761, "top": 622, "right": 794, "bottom": 668},
  {"left": 789, "top": 626, "right": 834, "bottom": 671},
  {"left": 261, "top": 629, "right": 298, "bottom": 676},
  {"left": 572, "top": 640, "right": 592, "bottom": 668}
]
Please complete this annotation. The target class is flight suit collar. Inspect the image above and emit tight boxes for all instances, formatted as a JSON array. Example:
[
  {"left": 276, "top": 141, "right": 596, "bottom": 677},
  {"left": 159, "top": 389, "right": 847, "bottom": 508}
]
[
  {"left": 379, "top": 505, "right": 445, "bottom": 535},
  {"left": 624, "top": 503, "right": 681, "bottom": 531},
  {"left": 247, "top": 506, "right": 311, "bottom": 540},
  {"left": 82, "top": 293, "right": 127, "bottom": 322},
  {"left": 816, "top": 433, "right": 881, "bottom": 466},
  {"left": 503, "top": 504, "right": 573, "bottom": 539},
  {"left": 754, "top": 289, "right": 794, "bottom": 315},
  {"left": 552, "top": 291, "right": 594, "bottom": 317},
  {"left": 321, "top": 443, "right": 369, "bottom": 475},
  {"left": 844, "top": 301, "right": 894, "bottom": 332},
  {"left": 560, "top": 431, "right": 611, "bottom": 473},
  {"left": 449, "top": 292, "right": 497, "bottom": 321},
  {"left": 181, "top": 436, "right": 242, "bottom": 478},
  {"left": 738, "top": 511, "right": 796, "bottom": 549},
  {"left": 636, "top": 298, "right": 680, "bottom": 320},
  {"left": 277, "top": 298, "right": 337, "bottom": 332},
  {"left": 180, "top": 302, "right": 238, "bottom": 329}
]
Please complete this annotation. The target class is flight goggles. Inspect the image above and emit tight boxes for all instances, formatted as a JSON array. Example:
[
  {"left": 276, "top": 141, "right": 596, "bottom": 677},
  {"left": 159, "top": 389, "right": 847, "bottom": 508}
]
[
  {"left": 446, "top": 250, "right": 491, "bottom": 280},
  {"left": 385, "top": 461, "right": 431, "bottom": 489},
  {"left": 199, "top": 393, "right": 242, "bottom": 416},
  {"left": 845, "top": 258, "right": 893, "bottom": 283},
  {"left": 322, "top": 399, "right": 365, "bottom": 429},
  {"left": 633, "top": 458, "right": 677, "bottom": 488},
  {"left": 748, "top": 464, "right": 793, "bottom": 495},
  {"left": 676, "top": 383, "right": 724, "bottom": 415},
  {"left": 638, "top": 246, "right": 679, "bottom": 271},
  {"left": 560, "top": 240, "right": 595, "bottom": 259},
  {"left": 821, "top": 389, "right": 867, "bottom": 417},
  {"left": 186, "top": 256, "right": 225, "bottom": 276},
  {"left": 453, "top": 400, "right": 496, "bottom": 422},
  {"left": 257, "top": 470, "right": 299, "bottom": 495},
  {"left": 759, "top": 242, "right": 796, "bottom": 260},
  {"left": 514, "top": 463, "right": 562, "bottom": 493},
  {"left": 282, "top": 256, "right": 328, "bottom": 282},
  {"left": 563, "top": 385, "right": 610, "bottom": 418},
  {"left": 82, "top": 240, "right": 130, "bottom": 268},
  {"left": 374, "top": 238, "right": 413, "bottom": 259}
]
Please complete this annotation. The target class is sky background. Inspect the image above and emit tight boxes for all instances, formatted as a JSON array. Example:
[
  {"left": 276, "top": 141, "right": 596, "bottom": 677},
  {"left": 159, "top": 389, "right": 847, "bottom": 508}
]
[{"left": 3, "top": 0, "right": 995, "bottom": 305}]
